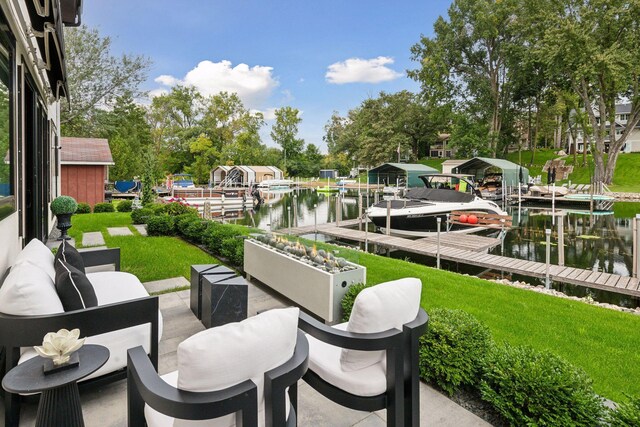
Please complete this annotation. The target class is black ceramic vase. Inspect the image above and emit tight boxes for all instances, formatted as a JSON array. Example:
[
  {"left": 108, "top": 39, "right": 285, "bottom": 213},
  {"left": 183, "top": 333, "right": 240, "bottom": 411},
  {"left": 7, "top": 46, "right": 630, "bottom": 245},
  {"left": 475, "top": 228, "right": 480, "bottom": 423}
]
[{"left": 56, "top": 213, "right": 73, "bottom": 240}]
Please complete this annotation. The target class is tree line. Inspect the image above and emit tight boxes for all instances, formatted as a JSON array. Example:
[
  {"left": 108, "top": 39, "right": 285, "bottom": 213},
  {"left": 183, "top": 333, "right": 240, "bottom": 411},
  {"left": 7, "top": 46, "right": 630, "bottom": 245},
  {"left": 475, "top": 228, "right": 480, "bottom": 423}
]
[{"left": 63, "top": 0, "right": 640, "bottom": 185}]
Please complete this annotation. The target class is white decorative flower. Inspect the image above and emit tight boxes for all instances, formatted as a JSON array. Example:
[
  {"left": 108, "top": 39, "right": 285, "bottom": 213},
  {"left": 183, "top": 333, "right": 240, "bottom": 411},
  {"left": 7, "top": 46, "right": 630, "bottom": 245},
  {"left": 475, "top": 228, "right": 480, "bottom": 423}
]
[{"left": 34, "top": 329, "right": 85, "bottom": 366}]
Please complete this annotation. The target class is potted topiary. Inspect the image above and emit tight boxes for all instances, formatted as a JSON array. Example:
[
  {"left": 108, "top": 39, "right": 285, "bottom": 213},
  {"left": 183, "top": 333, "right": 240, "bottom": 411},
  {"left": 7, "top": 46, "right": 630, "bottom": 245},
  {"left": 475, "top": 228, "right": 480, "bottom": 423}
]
[{"left": 50, "top": 195, "right": 78, "bottom": 240}]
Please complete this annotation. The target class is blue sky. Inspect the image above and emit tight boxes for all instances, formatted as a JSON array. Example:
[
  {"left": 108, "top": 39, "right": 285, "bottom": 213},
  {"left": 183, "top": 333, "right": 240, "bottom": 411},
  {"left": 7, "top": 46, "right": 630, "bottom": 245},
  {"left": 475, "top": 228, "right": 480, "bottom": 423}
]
[{"left": 82, "top": 1, "right": 451, "bottom": 151}]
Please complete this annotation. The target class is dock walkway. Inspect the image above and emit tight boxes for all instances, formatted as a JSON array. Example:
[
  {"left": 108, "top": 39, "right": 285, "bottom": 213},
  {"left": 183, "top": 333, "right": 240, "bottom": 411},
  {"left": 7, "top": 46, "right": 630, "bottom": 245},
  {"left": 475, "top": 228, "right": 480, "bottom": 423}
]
[{"left": 284, "top": 221, "right": 640, "bottom": 297}]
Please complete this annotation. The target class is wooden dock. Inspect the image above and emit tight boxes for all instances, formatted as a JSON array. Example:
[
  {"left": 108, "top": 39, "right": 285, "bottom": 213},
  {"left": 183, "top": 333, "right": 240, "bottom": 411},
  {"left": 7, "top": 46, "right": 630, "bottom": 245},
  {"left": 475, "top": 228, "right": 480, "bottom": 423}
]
[{"left": 284, "top": 220, "right": 640, "bottom": 297}]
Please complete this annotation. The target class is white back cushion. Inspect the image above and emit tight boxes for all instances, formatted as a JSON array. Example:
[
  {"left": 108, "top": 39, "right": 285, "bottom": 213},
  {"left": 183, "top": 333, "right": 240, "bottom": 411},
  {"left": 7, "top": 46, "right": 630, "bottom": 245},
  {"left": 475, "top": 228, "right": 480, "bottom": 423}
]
[
  {"left": 0, "top": 263, "right": 64, "bottom": 315},
  {"left": 175, "top": 307, "right": 299, "bottom": 427},
  {"left": 13, "top": 238, "right": 56, "bottom": 281},
  {"left": 341, "top": 278, "right": 422, "bottom": 371}
]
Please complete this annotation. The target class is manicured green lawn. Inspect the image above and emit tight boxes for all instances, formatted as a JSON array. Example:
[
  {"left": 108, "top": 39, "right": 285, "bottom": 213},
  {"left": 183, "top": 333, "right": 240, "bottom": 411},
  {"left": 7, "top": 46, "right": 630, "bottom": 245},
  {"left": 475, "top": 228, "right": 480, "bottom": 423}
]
[
  {"left": 300, "top": 238, "right": 640, "bottom": 403},
  {"left": 70, "top": 212, "right": 219, "bottom": 282}
]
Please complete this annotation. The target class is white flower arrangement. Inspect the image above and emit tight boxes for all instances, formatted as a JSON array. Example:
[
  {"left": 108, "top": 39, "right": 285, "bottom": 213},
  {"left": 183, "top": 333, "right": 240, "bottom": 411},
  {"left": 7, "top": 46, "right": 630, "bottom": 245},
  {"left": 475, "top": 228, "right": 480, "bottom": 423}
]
[{"left": 34, "top": 328, "right": 85, "bottom": 366}]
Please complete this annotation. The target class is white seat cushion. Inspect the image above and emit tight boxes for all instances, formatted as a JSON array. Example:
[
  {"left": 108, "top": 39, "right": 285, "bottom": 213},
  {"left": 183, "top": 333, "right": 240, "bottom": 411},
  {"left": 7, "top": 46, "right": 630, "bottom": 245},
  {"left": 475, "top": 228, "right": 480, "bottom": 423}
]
[
  {"left": 18, "top": 271, "right": 163, "bottom": 382},
  {"left": 341, "top": 278, "right": 422, "bottom": 371},
  {"left": 306, "top": 323, "right": 387, "bottom": 397},
  {"left": 144, "top": 372, "right": 291, "bottom": 427},
  {"left": 12, "top": 238, "right": 56, "bottom": 281},
  {"left": 0, "top": 263, "right": 63, "bottom": 316},
  {"left": 168, "top": 307, "right": 299, "bottom": 427}
]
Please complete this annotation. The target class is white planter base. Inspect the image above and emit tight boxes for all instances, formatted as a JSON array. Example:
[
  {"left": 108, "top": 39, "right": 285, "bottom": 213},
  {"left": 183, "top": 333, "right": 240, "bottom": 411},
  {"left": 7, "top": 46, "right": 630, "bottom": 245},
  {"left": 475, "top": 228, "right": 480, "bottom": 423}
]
[{"left": 244, "top": 239, "right": 366, "bottom": 323}]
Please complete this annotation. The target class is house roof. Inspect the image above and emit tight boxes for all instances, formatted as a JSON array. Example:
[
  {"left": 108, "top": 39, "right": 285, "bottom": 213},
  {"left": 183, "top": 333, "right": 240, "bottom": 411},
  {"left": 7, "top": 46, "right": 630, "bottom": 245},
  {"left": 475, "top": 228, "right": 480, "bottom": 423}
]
[{"left": 60, "top": 137, "right": 114, "bottom": 165}]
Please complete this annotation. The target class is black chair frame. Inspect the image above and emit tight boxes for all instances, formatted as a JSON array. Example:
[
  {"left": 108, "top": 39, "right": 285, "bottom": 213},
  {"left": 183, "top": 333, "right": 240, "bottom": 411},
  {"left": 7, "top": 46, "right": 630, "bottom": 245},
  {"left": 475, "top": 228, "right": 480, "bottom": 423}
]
[
  {"left": 0, "top": 247, "right": 159, "bottom": 427},
  {"left": 298, "top": 309, "right": 428, "bottom": 427},
  {"left": 127, "top": 329, "right": 309, "bottom": 427}
]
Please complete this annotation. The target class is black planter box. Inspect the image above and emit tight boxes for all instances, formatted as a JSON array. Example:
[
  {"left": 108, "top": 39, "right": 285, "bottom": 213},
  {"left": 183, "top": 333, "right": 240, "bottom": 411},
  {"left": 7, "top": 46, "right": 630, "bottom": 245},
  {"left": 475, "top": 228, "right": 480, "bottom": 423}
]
[
  {"left": 200, "top": 274, "right": 248, "bottom": 329},
  {"left": 189, "top": 265, "right": 234, "bottom": 319}
]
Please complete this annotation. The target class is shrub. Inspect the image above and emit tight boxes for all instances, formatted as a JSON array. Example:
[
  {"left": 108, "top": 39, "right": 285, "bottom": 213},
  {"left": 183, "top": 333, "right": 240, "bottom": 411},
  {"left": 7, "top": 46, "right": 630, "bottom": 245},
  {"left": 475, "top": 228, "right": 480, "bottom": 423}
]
[
  {"left": 480, "top": 343, "right": 605, "bottom": 426},
  {"left": 608, "top": 395, "right": 640, "bottom": 426},
  {"left": 418, "top": 308, "right": 492, "bottom": 396},
  {"left": 131, "top": 208, "right": 154, "bottom": 224},
  {"left": 75, "top": 203, "right": 91, "bottom": 214},
  {"left": 221, "top": 236, "right": 244, "bottom": 266},
  {"left": 165, "top": 202, "right": 196, "bottom": 216},
  {"left": 184, "top": 219, "right": 211, "bottom": 244},
  {"left": 203, "top": 222, "right": 239, "bottom": 254},
  {"left": 146, "top": 215, "right": 175, "bottom": 236},
  {"left": 150, "top": 203, "right": 168, "bottom": 215},
  {"left": 50, "top": 195, "right": 77, "bottom": 215},
  {"left": 340, "top": 282, "right": 372, "bottom": 321},
  {"left": 174, "top": 213, "right": 201, "bottom": 236},
  {"left": 93, "top": 202, "right": 115, "bottom": 213},
  {"left": 117, "top": 200, "right": 133, "bottom": 212}
]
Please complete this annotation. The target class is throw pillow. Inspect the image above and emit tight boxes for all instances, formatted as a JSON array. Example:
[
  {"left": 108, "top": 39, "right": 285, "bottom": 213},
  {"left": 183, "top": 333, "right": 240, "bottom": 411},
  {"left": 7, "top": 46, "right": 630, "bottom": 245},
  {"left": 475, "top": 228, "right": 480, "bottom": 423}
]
[
  {"left": 0, "top": 264, "right": 64, "bottom": 315},
  {"left": 13, "top": 238, "right": 56, "bottom": 281},
  {"left": 55, "top": 259, "right": 98, "bottom": 311},
  {"left": 54, "top": 240, "right": 85, "bottom": 274},
  {"left": 340, "top": 278, "right": 422, "bottom": 371}
]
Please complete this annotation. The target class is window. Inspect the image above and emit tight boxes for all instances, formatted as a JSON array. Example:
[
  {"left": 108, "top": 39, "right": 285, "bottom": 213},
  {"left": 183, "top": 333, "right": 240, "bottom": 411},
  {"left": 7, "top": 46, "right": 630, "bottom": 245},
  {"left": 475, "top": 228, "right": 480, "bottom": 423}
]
[{"left": 0, "top": 34, "right": 13, "bottom": 222}]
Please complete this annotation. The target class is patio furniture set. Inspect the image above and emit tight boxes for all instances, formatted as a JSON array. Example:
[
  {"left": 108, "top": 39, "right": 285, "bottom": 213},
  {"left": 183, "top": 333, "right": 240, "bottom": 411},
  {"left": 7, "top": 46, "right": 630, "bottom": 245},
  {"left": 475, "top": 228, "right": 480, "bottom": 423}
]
[{"left": 0, "top": 238, "right": 428, "bottom": 426}]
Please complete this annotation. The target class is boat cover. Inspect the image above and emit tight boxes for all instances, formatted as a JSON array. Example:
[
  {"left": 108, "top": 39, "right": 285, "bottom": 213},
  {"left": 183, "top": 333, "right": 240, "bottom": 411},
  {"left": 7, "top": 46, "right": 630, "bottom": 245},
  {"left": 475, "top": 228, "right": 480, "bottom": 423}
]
[
  {"left": 404, "top": 188, "right": 475, "bottom": 203},
  {"left": 114, "top": 181, "right": 137, "bottom": 193}
]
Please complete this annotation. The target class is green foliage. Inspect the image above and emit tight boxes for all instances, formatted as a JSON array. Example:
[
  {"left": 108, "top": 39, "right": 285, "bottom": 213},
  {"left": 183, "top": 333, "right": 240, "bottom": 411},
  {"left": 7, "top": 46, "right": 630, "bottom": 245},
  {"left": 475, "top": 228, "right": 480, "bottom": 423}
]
[
  {"left": 340, "top": 283, "right": 372, "bottom": 322},
  {"left": 203, "top": 222, "right": 239, "bottom": 254},
  {"left": 184, "top": 219, "right": 210, "bottom": 244},
  {"left": 116, "top": 200, "right": 133, "bottom": 212},
  {"left": 140, "top": 150, "right": 156, "bottom": 205},
  {"left": 50, "top": 196, "right": 78, "bottom": 215},
  {"left": 221, "top": 237, "right": 244, "bottom": 266},
  {"left": 149, "top": 203, "right": 168, "bottom": 215},
  {"left": 75, "top": 203, "right": 91, "bottom": 214},
  {"left": 480, "top": 343, "right": 605, "bottom": 426},
  {"left": 608, "top": 395, "right": 640, "bottom": 427},
  {"left": 93, "top": 202, "right": 115, "bottom": 213},
  {"left": 146, "top": 215, "right": 175, "bottom": 236},
  {"left": 164, "top": 202, "right": 197, "bottom": 216},
  {"left": 131, "top": 207, "right": 154, "bottom": 224},
  {"left": 271, "top": 106, "right": 304, "bottom": 175},
  {"left": 174, "top": 213, "right": 201, "bottom": 236},
  {"left": 418, "top": 308, "right": 492, "bottom": 396}
]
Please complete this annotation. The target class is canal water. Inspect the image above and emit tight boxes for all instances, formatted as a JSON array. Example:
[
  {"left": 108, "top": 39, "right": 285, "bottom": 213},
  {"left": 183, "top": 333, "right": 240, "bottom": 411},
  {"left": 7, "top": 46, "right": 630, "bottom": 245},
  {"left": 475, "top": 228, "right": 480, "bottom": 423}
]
[{"left": 223, "top": 189, "right": 640, "bottom": 307}]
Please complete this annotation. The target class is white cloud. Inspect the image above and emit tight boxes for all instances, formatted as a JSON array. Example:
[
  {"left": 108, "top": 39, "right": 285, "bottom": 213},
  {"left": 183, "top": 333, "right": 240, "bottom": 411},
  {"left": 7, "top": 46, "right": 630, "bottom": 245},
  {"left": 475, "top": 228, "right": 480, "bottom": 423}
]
[
  {"left": 326, "top": 56, "right": 402, "bottom": 84},
  {"left": 153, "top": 60, "right": 279, "bottom": 108}
]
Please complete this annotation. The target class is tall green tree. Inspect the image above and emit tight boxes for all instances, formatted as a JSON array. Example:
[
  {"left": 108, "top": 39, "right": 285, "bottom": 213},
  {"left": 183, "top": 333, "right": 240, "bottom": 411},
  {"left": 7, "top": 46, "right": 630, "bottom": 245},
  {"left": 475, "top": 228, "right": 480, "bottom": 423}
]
[
  {"left": 410, "top": 0, "right": 521, "bottom": 157},
  {"left": 533, "top": 0, "right": 640, "bottom": 185},
  {"left": 270, "top": 107, "right": 304, "bottom": 175},
  {"left": 62, "top": 25, "right": 150, "bottom": 136}
]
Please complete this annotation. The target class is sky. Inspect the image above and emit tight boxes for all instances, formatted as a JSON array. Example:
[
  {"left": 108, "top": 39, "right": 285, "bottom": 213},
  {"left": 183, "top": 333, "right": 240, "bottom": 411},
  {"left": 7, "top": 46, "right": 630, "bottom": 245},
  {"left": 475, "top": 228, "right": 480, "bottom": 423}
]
[{"left": 82, "top": 1, "right": 452, "bottom": 152}]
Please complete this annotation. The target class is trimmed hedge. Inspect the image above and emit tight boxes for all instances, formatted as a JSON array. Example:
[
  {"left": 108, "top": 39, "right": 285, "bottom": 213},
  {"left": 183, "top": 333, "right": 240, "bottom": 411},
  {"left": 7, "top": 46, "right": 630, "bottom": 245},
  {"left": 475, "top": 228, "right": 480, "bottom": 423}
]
[
  {"left": 480, "top": 343, "right": 605, "bottom": 426},
  {"left": 184, "top": 219, "right": 210, "bottom": 244},
  {"left": 419, "top": 308, "right": 492, "bottom": 396},
  {"left": 340, "top": 282, "right": 372, "bottom": 322},
  {"left": 150, "top": 203, "right": 168, "bottom": 215},
  {"left": 165, "top": 202, "right": 196, "bottom": 216},
  {"left": 174, "top": 213, "right": 201, "bottom": 235},
  {"left": 146, "top": 215, "right": 175, "bottom": 236},
  {"left": 117, "top": 200, "right": 133, "bottom": 212},
  {"left": 608, "top": 396, "right": 640, "bottom": 427},
  {"left": 93, "top": 202, "right": 115, "bottom": 213},
  {"left": 76, "top": 203, "right": 91, "bottom": 214},
  {"left": 131, "top": 208, "right": 154, "bottom": 224}
]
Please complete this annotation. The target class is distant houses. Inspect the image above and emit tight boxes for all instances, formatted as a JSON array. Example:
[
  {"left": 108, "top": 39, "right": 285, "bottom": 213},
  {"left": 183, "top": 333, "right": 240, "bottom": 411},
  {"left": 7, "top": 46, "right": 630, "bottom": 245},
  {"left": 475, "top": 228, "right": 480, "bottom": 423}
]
[{"left": 567, "top": 103, "right": 640, "bottom": 154}]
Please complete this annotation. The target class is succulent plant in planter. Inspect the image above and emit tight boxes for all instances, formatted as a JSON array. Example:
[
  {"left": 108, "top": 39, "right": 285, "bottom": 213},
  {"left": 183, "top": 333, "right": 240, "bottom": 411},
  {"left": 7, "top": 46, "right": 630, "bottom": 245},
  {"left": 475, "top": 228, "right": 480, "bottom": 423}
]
[{"left": 50, "top": 195, "right": 78, "bottom": 240}]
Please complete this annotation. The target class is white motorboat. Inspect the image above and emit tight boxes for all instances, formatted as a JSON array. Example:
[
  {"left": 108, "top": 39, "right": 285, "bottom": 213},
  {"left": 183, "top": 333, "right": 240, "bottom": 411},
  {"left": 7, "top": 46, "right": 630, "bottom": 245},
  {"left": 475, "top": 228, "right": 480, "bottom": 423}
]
[
  {"left": 367, "top": 174, "right": 507, "bottom": 237},
  {"left": 256, "top": 179, "right": 294, "bottom": 189}
]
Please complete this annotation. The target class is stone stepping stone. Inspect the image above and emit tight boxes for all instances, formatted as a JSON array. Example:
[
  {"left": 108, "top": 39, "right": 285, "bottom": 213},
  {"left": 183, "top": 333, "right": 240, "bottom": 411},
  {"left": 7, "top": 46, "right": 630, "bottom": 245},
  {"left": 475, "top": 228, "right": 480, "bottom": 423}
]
[
  {"left": 133, "top": 224, "right": 147, "bottom": 236},
  {"left": 82, "top": 232, "right": 105, "bottom": 247},
  {"left": 107, "top": 227, "right": 133, "bottom": 236},
  {"left": 143, "top": 277, "right": 189, "bottom": 294}
]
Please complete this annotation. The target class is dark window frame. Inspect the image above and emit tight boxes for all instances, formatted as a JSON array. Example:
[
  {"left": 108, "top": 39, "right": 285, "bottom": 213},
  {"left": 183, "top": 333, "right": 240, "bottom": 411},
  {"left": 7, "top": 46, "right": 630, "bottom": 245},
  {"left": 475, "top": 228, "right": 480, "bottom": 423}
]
[{"left": 0, "top": 10, "right": 16, "bottom": 223}]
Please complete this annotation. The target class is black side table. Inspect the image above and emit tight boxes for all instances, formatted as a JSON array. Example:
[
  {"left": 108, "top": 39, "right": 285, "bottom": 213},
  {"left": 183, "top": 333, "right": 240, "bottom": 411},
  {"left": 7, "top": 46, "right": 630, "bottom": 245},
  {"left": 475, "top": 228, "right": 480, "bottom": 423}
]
[{"left": 2, "top": 344, "right": 109, "bottom": 427}]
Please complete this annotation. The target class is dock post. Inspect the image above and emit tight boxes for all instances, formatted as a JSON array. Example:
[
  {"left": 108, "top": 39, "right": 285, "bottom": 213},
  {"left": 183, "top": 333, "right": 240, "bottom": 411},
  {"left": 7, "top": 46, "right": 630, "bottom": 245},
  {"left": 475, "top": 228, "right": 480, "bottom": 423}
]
[
  {"left": 364, "top": 212, "right": 369, "bottom": 253},
  {"left": 551, "top": 183, "right": 556, "bottom": 226},
  {"left": 545, "top": 228, "right": 551, "bottom": 289},
  {"left": 437, "top": 217, "right": 441, "bottom": 269},
  {"left": 375, "top": 190, "right": 379, "bottom": 204},
  {"left": 337, "top": 193, "right": 342, "bottom": 226},
  {"left": 314, "top": 204, "right": 318, "bottom": 242},
  {"left": 269, "top": 205, "right": 272, "bottom": 232},
  {"left": 358, "top": 193, "right": 363, "bottom": 231},
  {"left": 386, "top": 200, "right": 391, "bottom": 236},
  {"left": 287, "top": 206, "right": 291, "bottom": 235},
  {"left": 558, "top": 213, "right": 565, "bottom": 267},
  {"left": 634, "top": 214, "right": 640, "bottom": 278},
  {"left": 293, "top": 194, "right": 298, "bottom": 227}
]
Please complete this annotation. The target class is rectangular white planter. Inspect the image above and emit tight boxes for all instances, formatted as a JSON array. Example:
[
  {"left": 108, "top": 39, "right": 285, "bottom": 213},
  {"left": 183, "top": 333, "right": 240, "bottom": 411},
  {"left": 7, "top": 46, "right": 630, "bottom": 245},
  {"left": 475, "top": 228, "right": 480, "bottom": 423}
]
[{"left": 244, "top": 239, "right": 366, "bottom": 323}]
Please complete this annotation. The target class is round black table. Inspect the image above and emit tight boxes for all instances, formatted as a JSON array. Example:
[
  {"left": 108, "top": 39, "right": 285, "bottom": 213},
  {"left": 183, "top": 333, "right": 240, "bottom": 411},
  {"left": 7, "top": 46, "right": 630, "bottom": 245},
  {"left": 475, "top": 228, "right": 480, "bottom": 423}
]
[{"left": 2, "top": 344, "right": 109, "bottom": 427}]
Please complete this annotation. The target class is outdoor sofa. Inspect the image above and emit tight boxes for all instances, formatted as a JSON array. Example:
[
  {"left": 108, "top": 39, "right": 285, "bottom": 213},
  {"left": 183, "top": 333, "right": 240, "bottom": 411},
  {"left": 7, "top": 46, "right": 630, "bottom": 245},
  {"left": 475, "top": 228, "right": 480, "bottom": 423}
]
[{"left": 0, "top": 238, "right": 162, "bottom": 427}]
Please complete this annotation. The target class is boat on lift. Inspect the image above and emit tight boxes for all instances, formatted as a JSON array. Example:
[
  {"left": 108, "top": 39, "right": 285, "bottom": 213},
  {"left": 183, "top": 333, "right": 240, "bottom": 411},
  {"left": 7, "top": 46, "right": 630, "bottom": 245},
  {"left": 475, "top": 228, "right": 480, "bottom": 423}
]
[{"left": 367, "top": 174, "right": 507, "bottom": 237}]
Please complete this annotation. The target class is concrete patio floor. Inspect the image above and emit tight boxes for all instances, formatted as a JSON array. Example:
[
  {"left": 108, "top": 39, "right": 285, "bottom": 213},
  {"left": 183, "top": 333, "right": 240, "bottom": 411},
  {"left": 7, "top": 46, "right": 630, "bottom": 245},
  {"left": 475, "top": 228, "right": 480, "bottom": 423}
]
[{"left": 2, "top": 278, "right": 490, "bottom": 426}]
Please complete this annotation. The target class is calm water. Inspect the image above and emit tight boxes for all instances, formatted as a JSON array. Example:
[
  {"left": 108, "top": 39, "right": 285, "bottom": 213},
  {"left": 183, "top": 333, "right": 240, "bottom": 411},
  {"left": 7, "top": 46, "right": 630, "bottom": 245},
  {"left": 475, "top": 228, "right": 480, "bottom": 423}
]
[{"left": 221, "top": 189, "right": 640, "bottom": 306}]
